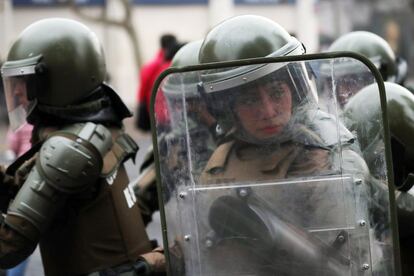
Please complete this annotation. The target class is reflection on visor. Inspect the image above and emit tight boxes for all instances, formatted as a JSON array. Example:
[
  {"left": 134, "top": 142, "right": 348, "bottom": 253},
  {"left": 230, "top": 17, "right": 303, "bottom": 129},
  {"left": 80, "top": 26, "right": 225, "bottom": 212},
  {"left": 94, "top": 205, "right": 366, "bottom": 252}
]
[
  {"left": 3, "top": 76, "right": 30, "bottom": 111},
  {"left": 2, "top": 75, "right": 31, "bottom": 131},
  {"left": 8, "top": 105, "right": 28, "bottom": 131}
]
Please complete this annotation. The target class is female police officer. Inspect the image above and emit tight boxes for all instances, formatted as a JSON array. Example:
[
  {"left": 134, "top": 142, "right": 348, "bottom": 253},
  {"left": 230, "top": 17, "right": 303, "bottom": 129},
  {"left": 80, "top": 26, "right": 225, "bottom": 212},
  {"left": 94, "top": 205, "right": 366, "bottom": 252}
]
[
  {"left": 183, "top": 15, "right": 395, "bottom": 276},
  {"left": 198, "top": 15, "right": 332, "bottom": 187}
]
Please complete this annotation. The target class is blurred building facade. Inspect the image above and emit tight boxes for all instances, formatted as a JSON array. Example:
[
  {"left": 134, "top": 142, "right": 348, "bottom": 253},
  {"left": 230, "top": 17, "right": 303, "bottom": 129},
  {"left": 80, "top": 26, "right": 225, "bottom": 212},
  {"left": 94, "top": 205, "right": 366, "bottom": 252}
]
[
  {"left": 0, "top": 0, "right": 319, "bottom": 106},
  {"left": 1, "top": 0, "right": 414, "bottom": 106},
  {"left": 318, "top": 0, "right": 414, "bottom": 82}
]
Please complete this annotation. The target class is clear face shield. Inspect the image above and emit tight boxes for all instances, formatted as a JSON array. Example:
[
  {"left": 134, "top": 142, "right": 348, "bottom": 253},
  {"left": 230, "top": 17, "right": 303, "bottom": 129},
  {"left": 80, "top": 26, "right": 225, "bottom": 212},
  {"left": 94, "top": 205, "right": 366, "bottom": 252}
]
[
  {"left": 1, "top": 64, "right": 38, "bottom": 131},
  {"left": 152, "top": 56, "right": 398, "bottom": 276},
  {"left": 204, "top": 62, "right": 317, "bottom": 145},
  {"left": 162, "top": 71, "right": 203, "bottom": 133}
]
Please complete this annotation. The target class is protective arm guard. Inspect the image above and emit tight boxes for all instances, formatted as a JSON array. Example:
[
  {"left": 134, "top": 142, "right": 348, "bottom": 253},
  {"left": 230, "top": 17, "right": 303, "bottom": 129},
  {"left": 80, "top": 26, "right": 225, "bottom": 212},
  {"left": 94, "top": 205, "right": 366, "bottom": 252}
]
[{"left": 5, "top": 122, "right": 113, "bottom": 240}]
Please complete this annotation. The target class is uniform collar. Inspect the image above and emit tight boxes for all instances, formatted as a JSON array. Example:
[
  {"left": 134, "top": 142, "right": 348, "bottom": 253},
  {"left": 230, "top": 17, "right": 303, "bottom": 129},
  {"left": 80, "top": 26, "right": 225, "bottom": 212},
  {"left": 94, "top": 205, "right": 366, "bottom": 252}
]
[
  {"left": 236, "top": 142, "right": 298, "bottom": 172},
  {"left": 204, "top": 141, "right": 235, "bottom": 174},
  {"left": 204, "top": 140, "right": 298, "bottom": 174}
]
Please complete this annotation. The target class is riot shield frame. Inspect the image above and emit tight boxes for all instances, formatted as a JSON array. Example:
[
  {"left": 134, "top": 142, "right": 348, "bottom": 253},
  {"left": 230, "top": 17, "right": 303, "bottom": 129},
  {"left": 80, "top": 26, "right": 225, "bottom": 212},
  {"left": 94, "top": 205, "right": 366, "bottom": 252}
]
[{"left": 149, "top": 52, "right": 401, "bottom": 276}]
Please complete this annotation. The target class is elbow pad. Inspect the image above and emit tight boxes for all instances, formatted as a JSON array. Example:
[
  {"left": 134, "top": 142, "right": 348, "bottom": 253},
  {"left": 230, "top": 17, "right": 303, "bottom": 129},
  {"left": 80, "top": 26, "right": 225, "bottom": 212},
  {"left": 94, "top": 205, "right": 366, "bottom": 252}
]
[{"left": 6, "top": 123, "right": 113, "bottom": 236}]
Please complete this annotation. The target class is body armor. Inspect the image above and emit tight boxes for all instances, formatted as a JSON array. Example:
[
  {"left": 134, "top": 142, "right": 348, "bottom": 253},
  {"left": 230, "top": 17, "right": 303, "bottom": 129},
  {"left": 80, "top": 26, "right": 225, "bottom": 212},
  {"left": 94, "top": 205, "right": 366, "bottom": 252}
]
[{"left": 5, "top": 122, "right": 151, "bottom": 275}]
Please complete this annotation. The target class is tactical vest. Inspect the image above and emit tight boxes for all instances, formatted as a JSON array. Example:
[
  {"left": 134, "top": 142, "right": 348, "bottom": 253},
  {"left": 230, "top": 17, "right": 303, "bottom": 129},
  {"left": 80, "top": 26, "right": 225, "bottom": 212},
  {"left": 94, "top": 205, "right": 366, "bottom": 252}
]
[{"left": 8, "top": 125, "right": 152, "bottom": 275}]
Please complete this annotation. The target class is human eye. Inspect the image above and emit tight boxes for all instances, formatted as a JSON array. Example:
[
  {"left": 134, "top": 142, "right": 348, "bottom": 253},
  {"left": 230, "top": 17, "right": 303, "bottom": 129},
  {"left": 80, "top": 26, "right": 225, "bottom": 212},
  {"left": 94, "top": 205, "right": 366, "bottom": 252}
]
[
  {"left": 263, "top": 80, "right": 284, "bottom": 93},
  {"left": 240, "top": 97, "right": 257, "bottom": 106},
  {"left": 268, "top": 89, "right": 284, "bottom": 100},
  {"left": 237, "top": 94, "right": 259, "bottom": 106}
]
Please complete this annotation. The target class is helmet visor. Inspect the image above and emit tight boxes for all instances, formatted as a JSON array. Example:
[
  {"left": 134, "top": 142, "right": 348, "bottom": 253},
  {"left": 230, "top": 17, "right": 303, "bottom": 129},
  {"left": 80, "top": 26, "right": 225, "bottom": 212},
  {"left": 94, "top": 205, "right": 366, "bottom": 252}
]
[
  {"left": 1, "top": 56, "right": 43, "bottom": 130},
  {"left": 2, "top": 74, "right": 32, "bottom": 131}
]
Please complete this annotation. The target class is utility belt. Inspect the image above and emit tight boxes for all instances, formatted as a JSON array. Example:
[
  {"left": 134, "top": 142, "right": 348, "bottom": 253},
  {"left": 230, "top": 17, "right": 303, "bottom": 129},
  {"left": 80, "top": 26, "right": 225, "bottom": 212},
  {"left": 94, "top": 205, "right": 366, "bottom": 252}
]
[
  {"left": 86, "top": 240, "right": 163, "bottom": 276},
  {"left": 85, "top": 259, "right": 151, "bottom": 276}
]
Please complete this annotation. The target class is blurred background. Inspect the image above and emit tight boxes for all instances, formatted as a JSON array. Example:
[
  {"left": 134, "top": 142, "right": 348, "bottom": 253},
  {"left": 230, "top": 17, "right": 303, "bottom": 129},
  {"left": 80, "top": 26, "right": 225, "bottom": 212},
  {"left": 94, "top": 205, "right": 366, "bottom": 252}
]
[
  {"left": 2, "top": 0, "right": 414, "bottom": 110},
  {"left": 1, "top": 0, "right": 414, "bottom": 274}
]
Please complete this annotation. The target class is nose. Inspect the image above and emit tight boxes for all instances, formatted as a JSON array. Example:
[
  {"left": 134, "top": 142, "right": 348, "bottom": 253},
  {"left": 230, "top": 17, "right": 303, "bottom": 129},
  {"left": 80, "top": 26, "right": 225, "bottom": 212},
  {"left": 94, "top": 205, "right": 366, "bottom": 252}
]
[{"left": 257, "top": 88, "right": 277, "bottom": 119}]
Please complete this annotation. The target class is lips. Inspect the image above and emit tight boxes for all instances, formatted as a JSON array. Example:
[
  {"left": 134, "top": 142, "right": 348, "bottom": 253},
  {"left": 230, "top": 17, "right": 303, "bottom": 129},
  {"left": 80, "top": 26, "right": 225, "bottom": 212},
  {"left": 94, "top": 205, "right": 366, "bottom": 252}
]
[{"left": 260, "top": 125, "right": 282, "bottom": 134}]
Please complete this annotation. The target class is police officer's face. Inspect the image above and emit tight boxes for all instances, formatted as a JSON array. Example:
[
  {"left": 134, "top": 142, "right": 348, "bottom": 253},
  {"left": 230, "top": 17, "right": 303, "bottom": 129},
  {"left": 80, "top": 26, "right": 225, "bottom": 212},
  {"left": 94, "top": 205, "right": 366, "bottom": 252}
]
[
  {"left": 336, "top": 78, "right": 366, "bottom": 107},
  {"left": 12, "top": 78, "right": 29, "bottom": 109},
  {"left": 234, "top": 81, "right": 292, "bottom": 140},
  {"left": 5, "top": 77, "right": 30, "bottom": 111}
]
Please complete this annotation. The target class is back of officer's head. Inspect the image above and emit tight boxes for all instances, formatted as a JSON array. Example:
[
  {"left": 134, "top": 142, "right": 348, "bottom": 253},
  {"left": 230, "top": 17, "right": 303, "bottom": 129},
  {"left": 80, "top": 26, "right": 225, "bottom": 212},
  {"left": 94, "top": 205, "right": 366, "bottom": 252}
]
[{"left": 2, "top": 18, "right": 131, "bottom": 126}]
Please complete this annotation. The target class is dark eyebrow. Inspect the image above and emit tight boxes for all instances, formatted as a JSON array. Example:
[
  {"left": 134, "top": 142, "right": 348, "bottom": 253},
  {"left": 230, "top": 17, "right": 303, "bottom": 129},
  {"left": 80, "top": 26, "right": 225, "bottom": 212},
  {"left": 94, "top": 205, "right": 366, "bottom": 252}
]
[{"left": 235, "top": 92, "right": 260, "bottom": 104}]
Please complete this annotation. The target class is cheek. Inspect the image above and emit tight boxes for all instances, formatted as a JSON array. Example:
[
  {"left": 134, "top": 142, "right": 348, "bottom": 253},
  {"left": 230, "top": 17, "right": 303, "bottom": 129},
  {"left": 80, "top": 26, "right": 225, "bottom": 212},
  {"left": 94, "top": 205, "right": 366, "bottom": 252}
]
[
  {"left": 235, "top": 106, "right": 250, "bottom": 123},
  {"left": 234, "top": 106, "right": 257, "bottom": 130},
  {"left": 280, "top": 94, "right": 292, "bottom": 114},
  {"left": 236, "top": 103, "right": 265, "bottom": 116}
]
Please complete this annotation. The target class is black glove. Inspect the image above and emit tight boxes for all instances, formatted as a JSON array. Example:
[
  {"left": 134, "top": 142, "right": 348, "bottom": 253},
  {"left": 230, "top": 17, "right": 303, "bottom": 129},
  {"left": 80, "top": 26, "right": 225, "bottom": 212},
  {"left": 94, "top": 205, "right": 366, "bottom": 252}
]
[
  {"left": 134, "top": 255, "right": 166, "bottom": 276},
  {"left": 133, "top": 258, "right": 152, "bottom": 275}
]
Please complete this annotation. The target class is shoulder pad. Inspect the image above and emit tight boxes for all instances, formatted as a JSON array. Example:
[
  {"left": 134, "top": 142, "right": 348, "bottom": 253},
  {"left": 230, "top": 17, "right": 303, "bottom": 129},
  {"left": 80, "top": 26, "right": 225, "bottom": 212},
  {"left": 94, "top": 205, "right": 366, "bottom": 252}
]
[
  {"left": 56, "top": 122, "right": 114, "bottom": 155},
  {"left": 296, "top": 109, "right": 355, "bottom": 148},
  {"left": 37, "top": 122, "right": 113, "bottom": 193},
  {"left": 101, "top": 130, "right": 139, "bottom": 177}
]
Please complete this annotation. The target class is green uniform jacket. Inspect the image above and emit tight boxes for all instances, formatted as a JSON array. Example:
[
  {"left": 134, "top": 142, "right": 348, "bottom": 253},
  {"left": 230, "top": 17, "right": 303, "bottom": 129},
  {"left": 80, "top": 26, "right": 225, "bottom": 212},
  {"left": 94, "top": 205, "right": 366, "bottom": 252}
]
[
  {"left": 197, "top": 127, "right": 332, "bottom": 275},
  {"left": 0, "top": 125, "right": 152, "bottom": 275}
]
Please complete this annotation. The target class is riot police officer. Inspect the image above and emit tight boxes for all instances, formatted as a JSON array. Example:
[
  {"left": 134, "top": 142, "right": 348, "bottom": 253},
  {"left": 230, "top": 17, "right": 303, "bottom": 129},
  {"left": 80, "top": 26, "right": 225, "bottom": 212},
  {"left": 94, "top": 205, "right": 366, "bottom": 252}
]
[
  {"left": 0, "top": 18, "right": 164, "bottom": 275},
  {"left": 329, "top": 31, "right": 407, "bottom": 85},
  {"left": 327, "top": 31, "right": 408, "bottom": 107},
  {"left": 343, "top": 82, "right": 414, "bottom": 275},
  {"left": 197, "top": 15, "right": 349, "bottom": 183},
  {"left": 134, "top": 40, "right": 220, "bottom": 226},
  {"left": 153, "top": 15, "right": 398, "bottom": 276},
  {"left": 196, "top": 16, "right": 357, "bottom": 276},
  {"left": 162, "top": 39, "right": 220, "bottom": 175}
]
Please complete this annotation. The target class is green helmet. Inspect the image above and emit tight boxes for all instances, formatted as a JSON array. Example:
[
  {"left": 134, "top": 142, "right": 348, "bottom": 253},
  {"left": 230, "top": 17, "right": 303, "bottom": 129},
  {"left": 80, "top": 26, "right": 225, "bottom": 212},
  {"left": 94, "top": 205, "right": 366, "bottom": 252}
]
[
  {"left": 198, "top": 15, "right": 316, "bottom": 142},
  {"left": 172, "top": 40, "right": 202, "bottom": 67},
  {"left": 163, "top": 40, "right": 203, "bottom": 98},
  {"left": 161, "top": 40, "right": 204, "bottom": 132},
  {"left": 343, "top": 82, "right": 414, "bottom": 191},
  {"left": 328, "top": 31, "right": 407, "bottom": 84},
  {"left": 1, "top": 18, "right": 107, "bottom": 129},
  {"left": 198, "top": 15, "right": 310, "bottom": 100},
  {"left": 199, "top": 15, "right": 305, "bottom": 63}
]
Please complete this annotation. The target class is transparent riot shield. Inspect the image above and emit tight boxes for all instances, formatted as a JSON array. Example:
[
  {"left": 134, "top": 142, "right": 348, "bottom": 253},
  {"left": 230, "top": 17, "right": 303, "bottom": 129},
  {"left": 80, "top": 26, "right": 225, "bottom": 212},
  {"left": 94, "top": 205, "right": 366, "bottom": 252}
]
[{"left": 151, "top": 54, "right": 398, "bottom": 276}]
